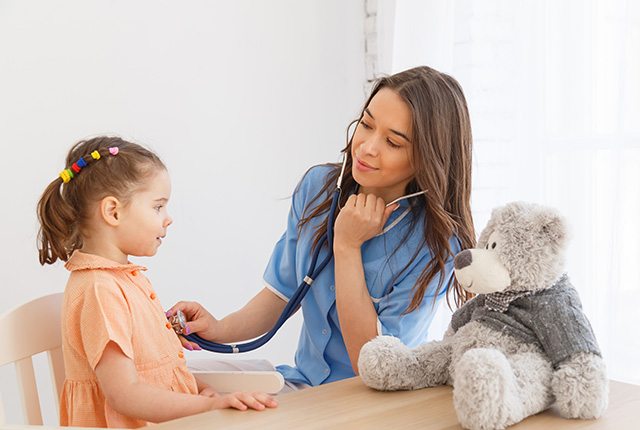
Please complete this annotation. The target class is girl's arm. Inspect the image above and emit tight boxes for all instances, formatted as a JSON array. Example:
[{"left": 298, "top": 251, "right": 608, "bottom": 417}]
[
  {"left": 168, "top": 287, "right": 287, "bottom": 344},
  {"left": 333, "top": 194, "right": 397, "bottom": 375},
  {"left": 95, "top": 341, "right": 277, "bottom": 423},
  {"left": 195, "top": 377, "right": 219, "bottom": 398}
]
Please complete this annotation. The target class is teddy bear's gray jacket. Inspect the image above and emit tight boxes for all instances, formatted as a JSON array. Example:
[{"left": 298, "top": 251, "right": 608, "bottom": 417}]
[{"left": 451, "top": 274, "right": 601, "bottom": 368}]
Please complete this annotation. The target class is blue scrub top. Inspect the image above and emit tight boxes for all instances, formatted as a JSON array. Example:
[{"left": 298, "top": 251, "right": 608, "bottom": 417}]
[{"left": 263, "top": 165, "right": 460, "bottom": 386}]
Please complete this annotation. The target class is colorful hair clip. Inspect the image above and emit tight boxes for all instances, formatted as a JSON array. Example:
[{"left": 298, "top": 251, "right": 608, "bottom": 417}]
[
  {"left": 59, "top": 170, "right": 72, "bottom": 183},
  {"left": 59, "top": 168, "right": 74, "bottom": 183},
  {"left": 57, "top": 147, "right": 118, "bottom": 183}
]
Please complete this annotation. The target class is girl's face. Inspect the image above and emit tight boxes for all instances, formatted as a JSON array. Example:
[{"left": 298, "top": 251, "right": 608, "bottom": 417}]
[
  {"left": 351, "top": 87, "right": 415, "bottom": 203},
  {"left": 116, "top": 168, "right": 173, "bottom": 258}
]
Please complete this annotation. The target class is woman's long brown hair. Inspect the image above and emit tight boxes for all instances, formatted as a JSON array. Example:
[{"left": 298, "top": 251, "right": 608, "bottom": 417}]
[{"left": 298, "top": 66, "right": 476, "bottom": 311}]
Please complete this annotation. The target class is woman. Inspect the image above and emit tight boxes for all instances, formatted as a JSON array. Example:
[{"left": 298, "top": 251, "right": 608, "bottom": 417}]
[{"left": 168, "top": 66, "right": 475, "bottom": 391}]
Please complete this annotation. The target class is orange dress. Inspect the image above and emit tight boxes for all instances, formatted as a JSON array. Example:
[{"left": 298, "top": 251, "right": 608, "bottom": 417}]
[{"left": 59, "top": 251, "right": 198, "bottom": 428}]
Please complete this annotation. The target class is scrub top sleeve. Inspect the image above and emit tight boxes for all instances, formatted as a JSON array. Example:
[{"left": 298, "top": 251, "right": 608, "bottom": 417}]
[
  {"left": 376, "top": 237, "right": 461, "bottom": 348},
  {"left": 263, "top": 170, "right": 316, "bottom": 301},
  {"left": 80, "top": 281, "right": 135, "bottom": 370}
]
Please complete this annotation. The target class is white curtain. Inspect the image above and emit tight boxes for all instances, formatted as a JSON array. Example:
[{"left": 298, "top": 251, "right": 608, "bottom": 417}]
[{"left": 377, "top": 0, "right": 640, "bottom": 384}]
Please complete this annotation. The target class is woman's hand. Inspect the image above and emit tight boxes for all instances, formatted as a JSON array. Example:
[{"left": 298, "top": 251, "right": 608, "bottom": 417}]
[
  {"left": 168, "top": 288, "right": 287, "bottom": 347},
  {"left": 334, "top": 194, "right": 397, "bottom": 251},
  {"left": 167, "top": 301, "right": 220, "bottom": 343}
]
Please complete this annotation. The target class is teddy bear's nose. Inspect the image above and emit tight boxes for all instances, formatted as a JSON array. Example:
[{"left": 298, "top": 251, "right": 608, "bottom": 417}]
[{"left": 454, "top": 249, "right": 473, "bottom": 270}]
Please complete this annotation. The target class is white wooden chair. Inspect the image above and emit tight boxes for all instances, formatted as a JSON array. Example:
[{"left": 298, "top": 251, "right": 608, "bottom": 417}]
[
  {"left": 0, "top": 293, "right": 284, "bottom": 426},
  {"left": 0, "top": 293, "right": 65, "bottom": 426}
]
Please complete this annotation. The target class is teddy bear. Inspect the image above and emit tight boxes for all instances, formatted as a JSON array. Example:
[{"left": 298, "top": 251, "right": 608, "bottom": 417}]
[{"left": 358, "top": 201, "right": 608, "bottom": 430}]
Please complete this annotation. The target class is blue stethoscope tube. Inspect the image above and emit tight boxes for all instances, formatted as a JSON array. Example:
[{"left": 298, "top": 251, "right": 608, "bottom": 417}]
[
  {"left": 178, "top": 156, "right": 426, "bottom": 353},
  {"left": 180, "top": 158, "right": 347, "bottom": 353}
]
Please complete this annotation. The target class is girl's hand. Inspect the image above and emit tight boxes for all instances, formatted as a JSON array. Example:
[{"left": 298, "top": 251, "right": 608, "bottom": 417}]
[
  {"left": 199, "top": 386, "right": 220, "bottom": 398},
  {"left": 166, "top": 301, "right": 220, "bottom": 343},
  {"left": 209, "top": 392, "right": 278, "bottom": 411},
  {"left": 334, "top": 194, "right": 397, "bottom": 251}
]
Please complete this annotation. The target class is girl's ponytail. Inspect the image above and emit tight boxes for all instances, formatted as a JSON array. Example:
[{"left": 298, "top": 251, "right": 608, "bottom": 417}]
[{"left": 37, "top": 177, "right": 79, "bottom": 265}]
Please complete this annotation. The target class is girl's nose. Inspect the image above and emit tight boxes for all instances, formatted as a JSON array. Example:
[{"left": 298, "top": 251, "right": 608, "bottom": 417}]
[{"left": 165, "top": 213, "right": 173, "bottom": 227}]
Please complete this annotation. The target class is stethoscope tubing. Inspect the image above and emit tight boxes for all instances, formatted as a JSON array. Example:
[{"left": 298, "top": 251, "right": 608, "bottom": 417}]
[
  {"left": 181, "top": 153, "right": 426, "bottom": 353},
  {"left": 182, "top": 187, "right": 340, "bottom": 353}
]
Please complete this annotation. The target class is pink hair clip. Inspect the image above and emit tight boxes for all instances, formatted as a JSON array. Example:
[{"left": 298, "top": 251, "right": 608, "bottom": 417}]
[{"left": 109, "top": 147, "right": 119, "bottom": 156}]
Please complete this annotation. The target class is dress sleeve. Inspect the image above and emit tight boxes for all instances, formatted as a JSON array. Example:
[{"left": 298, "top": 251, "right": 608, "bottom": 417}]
[
  {"left": 80, "top": 280, "right": 135, "bottom": 370},
  {"left": 375, "top": 237, "right": 460, "bottom": 348}
]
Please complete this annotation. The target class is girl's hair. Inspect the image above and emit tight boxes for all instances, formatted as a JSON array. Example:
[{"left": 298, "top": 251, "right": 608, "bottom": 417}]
[
  {"left": 298, "top": 66, "right": 476, "bottom": 311},
  {"left": 37, "top": 136, "right": 166, "bottom": 265}
]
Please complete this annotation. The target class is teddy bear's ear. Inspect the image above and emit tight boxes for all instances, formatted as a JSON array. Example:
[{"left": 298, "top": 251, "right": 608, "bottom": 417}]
[{"left": 536, "top": 208, "right": 570, "bottom": 249}]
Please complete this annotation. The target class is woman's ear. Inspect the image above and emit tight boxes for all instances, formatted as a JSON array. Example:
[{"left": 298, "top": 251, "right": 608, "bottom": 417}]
[{"left": 100, "top": 196, "right": 122, "bottom": 226}]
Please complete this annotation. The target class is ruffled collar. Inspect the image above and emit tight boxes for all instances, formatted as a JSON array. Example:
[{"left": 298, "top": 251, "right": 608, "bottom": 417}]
[{"left": 64, "top": 250, "right": 147, "bottom": 273}]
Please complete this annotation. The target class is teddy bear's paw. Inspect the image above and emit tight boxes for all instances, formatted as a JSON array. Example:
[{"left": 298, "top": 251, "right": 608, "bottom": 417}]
[
  {"left": 359, "top": 336, "right": 423, "bottom": 391},
  {"left": 453, "top": 349, "right": 523, "bottom": 430},
  {"left": 552, "top": 352, "right": 609, "bottom": 419}
]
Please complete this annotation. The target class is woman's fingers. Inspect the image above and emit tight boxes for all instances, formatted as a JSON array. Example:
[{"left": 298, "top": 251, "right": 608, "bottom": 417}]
[
  {"left": 166, "top": 301, "right": 218, "bottom": 340},
  {"left": 334, "top": 193, "right": 393, "bottom": 248},
  {"left": 178, "top": 335, "right": 203, "bottom": 351},
  {"left": 166, "top": 300, "right": 200, "bottom": 319}
]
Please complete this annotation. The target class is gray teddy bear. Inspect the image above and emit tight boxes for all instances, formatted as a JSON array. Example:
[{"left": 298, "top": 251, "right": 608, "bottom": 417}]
[{"left": 358, "top": 202, "right": 608, "bottom": 429}]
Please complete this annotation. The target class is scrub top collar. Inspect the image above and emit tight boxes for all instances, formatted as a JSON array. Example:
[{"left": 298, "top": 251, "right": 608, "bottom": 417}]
[{"left": 348, "top": 185, "right": 420, "bottom": 238}]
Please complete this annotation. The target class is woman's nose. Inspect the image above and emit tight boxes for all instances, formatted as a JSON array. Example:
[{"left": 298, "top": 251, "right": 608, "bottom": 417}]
[{"left": 359, "top": 135, "right": 381, "bottom": 156}]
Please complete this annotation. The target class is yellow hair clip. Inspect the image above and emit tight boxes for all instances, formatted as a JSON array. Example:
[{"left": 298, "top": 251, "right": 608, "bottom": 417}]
[
  {"left": 59, "top": 169, "right": 73, "bottom": 183},
  {"left": 91, "top": 150, "right": 101, "bottom": 160}
]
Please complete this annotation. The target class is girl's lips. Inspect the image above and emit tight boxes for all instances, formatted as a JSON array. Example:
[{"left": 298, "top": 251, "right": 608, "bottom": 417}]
[{"left": 355, "top": 158, "right": 377, "bottom": 172}]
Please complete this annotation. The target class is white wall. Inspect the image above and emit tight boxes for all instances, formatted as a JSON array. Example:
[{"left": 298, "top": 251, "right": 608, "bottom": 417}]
[{"left": 0, "top": 0, "right": 366, "bottom": 424}]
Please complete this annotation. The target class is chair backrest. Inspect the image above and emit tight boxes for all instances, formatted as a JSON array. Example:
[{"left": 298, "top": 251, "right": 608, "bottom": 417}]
[{"left": 0, "top": 293, "right": 65, "bottom": 426}]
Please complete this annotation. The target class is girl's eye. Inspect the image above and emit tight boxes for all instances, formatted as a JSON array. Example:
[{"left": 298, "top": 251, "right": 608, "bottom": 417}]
[{"left": 155, "top": 205, "right": 163, "bottom": 212}]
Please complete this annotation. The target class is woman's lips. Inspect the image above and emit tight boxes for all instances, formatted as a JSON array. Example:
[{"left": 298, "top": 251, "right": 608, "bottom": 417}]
[{"left": 355, "top": 158, "right": 377, "bottom": 172}]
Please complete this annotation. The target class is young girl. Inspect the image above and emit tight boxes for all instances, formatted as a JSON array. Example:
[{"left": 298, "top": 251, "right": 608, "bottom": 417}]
[
  {"left": 37, "top": 137, "right": 277, "bottom": 428},
  {"left": 169, "top": 65, "right": 476, "bottom": 390}
]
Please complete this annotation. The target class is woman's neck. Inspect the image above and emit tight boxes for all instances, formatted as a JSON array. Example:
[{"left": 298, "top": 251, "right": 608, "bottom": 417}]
[{"left": 358, "top": 185, "right": 407, "bottom": 205}]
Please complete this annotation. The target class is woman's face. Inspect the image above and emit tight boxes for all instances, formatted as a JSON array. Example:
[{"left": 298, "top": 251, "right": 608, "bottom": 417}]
[{"left": 351, "top": 87, "right": 415, "bottom": 203}]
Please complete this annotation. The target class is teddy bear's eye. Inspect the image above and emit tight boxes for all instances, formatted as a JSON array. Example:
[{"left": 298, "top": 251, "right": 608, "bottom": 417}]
[
  {"left": 485, "top": 244, "right": 489, "bottom": 249},
  {"left": 492, "top": 242, "right": 497, "bottom": 249}
]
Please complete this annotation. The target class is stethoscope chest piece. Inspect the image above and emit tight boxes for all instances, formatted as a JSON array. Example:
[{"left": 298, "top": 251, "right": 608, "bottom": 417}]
[{"left": 171, "top": 310, "right": 187, "bottom": 334}]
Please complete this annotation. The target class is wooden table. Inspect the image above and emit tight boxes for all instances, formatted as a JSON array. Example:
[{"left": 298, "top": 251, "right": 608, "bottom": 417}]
[{"left": 150, "top": 377, "right": 640, "bottom": 429}]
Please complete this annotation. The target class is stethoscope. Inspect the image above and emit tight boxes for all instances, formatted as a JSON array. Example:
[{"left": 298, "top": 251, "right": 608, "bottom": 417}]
[{"left": 171, "top": 154, "right": 427, "bottom": 353}]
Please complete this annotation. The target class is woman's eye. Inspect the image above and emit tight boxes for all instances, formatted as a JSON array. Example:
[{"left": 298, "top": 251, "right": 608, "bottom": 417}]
[
  {"left": 360, "top": 121, "right": 372, "bottom": 130},
  {"left": 387, "top": 139, "right": 401, "bottom": 149}
]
